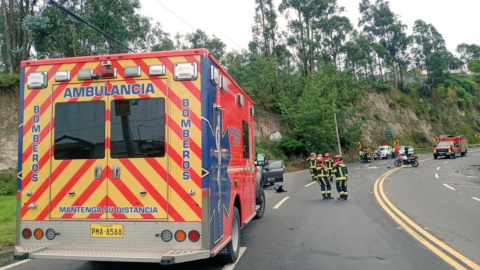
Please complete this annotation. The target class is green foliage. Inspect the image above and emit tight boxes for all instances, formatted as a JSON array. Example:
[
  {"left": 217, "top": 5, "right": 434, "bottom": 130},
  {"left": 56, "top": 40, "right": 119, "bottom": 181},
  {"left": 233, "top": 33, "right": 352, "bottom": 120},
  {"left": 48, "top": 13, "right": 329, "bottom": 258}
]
[
  {"left": 0, "top": 170, "right": 16, "bottom": 196},
  {"left": 384, "top": 124, "right": 395, "bottom": 140},
  {"left": 468, "top": 60, "right": 480, "bottom": 73},
  {"left": 400, "top": 85, "right": 411, "bottom": 94},
  {"left": 255, "top": 140, "right": 287, "bottom": 161},
  {"left": 420, "top": 83, "right": 432, "bottom": 96},
  {"left": 377, "top": 83, "right": 392, "bottom": 92},
  {"left": 0, "top": 74, "right": 20, "bottom": 92}
]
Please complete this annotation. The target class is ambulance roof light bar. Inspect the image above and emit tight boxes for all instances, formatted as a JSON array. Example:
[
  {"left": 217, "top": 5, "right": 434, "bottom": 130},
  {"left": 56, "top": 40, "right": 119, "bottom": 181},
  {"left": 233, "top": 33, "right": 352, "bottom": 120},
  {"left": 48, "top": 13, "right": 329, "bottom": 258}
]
[{"left": 27, "top": 72, "right": 48, "bottom": 89}]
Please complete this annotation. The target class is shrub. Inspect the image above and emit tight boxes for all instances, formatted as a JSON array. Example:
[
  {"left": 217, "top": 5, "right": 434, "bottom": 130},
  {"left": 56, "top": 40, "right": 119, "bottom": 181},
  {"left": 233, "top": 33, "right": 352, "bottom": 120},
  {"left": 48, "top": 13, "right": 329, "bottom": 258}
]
[
  {"left": 420, "top": 84, "right": 432, "bottom": 96},
  {"left": 400, "top": 85, "right": 411, "bottom": 94},
  {"left": 0, "top": 74, "right": 20, "bottom": 93},
  {"left": 0, "top": 170, "right": 16, "bottom": 196},
  {"left": 377, "top": 83, "right": 392, "bottom": 92}
]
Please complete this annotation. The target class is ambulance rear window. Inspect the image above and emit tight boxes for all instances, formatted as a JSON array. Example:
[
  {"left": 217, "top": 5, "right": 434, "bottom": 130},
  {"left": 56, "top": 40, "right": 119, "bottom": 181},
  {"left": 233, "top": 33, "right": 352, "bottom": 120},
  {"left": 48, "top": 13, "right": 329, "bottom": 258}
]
[
  {"left": 110, "top": 98, "right": 166, "bottom": 158},
  {"left": 54, "top": 101, "right": 106, "bottom": 160}
]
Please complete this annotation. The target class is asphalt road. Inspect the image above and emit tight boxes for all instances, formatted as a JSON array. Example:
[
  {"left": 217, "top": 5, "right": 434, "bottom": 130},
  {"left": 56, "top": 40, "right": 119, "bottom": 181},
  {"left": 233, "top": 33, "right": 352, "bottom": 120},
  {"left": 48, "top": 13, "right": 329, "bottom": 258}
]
[{"left": 4, "top": 151, "right": 480, "bottom": 270}]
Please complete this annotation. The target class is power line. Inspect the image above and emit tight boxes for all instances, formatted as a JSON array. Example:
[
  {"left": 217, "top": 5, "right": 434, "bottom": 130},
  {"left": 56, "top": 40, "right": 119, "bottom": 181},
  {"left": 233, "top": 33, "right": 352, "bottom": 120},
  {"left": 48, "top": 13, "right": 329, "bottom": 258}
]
[
  {"left": 48, "top": 0, "right": 135, "bottom": 53},
  {"left": 152, "top": 0, "right": 244, "bottom": 50}
]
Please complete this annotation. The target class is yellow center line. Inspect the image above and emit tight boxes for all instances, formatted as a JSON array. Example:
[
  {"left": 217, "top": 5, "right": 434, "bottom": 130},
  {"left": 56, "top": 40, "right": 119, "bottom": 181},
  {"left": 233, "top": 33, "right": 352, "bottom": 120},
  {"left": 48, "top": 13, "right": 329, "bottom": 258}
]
[{"left": 374, "top": 161, "right": 480, "bottom": 270}]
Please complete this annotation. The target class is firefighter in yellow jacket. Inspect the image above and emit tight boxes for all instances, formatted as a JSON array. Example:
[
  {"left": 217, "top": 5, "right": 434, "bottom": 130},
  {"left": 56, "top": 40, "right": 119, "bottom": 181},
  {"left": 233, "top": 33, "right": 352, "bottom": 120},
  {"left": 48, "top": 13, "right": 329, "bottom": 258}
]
[
  {"left": 315, "top": 157, "right": 333, "bottom": 200},
  {"left": 307, "top": 153, "right": 317, "bottom": 181},
  {"left": 324, "top": 152, "right": 334, "bottom": 182},
  {"left": 332, "top": 155, "right": 349, "bottom": 200}
]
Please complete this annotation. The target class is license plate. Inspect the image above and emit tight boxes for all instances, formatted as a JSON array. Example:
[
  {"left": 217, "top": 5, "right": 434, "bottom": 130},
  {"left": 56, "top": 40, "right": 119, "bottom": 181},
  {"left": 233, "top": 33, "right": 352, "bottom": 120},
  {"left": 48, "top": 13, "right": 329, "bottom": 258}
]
[{"left": 90, "top": 224, "right": 124, "bottom": 238}]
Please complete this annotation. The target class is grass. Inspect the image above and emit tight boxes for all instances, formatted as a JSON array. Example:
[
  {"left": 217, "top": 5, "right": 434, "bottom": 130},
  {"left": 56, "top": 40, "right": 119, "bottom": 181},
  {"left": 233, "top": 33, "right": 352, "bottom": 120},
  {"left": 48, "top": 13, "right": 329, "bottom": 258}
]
[{"left": 0, "top": 196, "right": 16, "bottom": 250}]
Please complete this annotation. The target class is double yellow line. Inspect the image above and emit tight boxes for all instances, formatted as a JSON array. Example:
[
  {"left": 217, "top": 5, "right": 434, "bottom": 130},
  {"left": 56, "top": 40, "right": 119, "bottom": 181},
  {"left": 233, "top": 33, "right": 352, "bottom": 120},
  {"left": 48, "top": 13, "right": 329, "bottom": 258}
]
[{"left": 374, "top": 165, "right": 480, "bottom": 270}]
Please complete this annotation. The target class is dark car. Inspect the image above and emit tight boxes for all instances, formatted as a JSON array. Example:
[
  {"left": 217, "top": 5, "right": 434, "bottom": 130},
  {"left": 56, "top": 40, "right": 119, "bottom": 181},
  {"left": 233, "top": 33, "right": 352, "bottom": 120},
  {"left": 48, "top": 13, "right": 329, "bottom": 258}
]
[{"left": 261, "top": 160, "right": 284, "bottom": 187}]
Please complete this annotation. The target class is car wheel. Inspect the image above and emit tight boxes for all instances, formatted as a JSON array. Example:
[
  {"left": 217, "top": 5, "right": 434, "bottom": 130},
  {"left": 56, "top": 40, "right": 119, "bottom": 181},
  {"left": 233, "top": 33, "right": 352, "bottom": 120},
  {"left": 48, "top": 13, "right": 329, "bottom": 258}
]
[
  {"left": 254, "top": 189, "right": 265, "bottom": 220},
  {"left": 220, "top": 207, "right": 241, "bottom": 263}
]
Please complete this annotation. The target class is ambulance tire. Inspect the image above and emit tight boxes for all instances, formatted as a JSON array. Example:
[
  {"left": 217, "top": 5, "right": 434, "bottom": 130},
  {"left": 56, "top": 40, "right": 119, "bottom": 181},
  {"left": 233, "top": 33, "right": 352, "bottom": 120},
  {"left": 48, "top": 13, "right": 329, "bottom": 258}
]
[
  {"left": 254, "top": 189, "right": 265, "bottom": 219},
  {"left": 221, "top": 207, "right": 241, "bottom": 264}
]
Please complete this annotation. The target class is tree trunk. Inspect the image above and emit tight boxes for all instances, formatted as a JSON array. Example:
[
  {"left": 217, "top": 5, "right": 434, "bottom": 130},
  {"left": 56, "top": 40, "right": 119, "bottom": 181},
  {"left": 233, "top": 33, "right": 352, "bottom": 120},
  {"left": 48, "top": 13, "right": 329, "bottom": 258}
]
[{"left": 2, "top": 0, "right": 14, "bottom": 74}]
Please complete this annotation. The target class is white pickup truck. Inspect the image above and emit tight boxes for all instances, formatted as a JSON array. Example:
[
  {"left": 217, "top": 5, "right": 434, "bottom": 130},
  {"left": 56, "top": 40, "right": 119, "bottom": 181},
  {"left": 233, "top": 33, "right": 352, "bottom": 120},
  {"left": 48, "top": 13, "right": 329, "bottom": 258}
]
[{"left": 373, "top": 145, "right": 393, "bottom": 160}]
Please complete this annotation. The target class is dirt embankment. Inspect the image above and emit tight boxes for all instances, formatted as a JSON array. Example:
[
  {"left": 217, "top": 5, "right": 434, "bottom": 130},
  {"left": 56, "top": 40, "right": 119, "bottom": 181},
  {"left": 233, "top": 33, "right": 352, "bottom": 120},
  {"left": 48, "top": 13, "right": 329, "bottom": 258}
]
[{"left": 0, "top": 91, "right": 18, "bottom": 171}]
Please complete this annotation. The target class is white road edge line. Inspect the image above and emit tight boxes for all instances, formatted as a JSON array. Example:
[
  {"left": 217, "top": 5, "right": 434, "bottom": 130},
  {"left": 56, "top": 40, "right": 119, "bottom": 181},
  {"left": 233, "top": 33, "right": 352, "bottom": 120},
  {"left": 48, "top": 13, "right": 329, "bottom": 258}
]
[
  {"left": 435, "top": 174, "right": 439, "bottom": 179},
  {"left": 273, "top": 197, "right": 290, "bottom": 209},
  {"left": 305, "top": 182, "right": 316, "bottom": 187},
  {"left": 0, "top": 259, "right": 32, "bottom": 270},
  {"left": 472, "top": 197, "right": 480, "bottom": 202},
  {"left": 379, "top": 162, "right": 386, "bottom": 164},
  {"left": 443, "top": 184, "right": 456, "bottom": 190},
  {"left": 222, "top": 247, "right": 247, "bottom": 270},
  {"left": 437, "top": 167, "right": 441, "bottom": 170}
]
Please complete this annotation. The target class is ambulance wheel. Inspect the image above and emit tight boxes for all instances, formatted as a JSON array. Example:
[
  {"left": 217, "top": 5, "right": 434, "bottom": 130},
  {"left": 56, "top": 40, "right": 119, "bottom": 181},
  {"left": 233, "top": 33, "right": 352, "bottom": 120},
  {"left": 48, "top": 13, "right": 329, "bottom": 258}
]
[
  {"left": 255, "top": 189, "right": 265, "bottom": 220},
  {"left": 221, "top": 207, "right": 240, "bottom": 264}
]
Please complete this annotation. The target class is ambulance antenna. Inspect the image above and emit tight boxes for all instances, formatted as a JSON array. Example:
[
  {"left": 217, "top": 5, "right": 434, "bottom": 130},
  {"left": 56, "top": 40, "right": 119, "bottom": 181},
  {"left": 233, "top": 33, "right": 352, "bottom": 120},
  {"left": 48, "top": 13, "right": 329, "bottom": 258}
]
[{"left": 48, "top": 0, "right": 136, "bottom": 53}]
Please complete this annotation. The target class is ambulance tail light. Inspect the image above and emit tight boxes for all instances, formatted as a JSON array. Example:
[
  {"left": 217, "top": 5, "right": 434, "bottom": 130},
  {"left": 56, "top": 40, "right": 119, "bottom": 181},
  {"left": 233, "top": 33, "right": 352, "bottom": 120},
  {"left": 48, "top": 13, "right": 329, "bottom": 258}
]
[
  {"left": 22, "top": 228, "right": 32, "bottom": 240},
  {"left": 55, "top": 71, "right": 70, "bottom": 82},
  {"left": 174, "top": 230, "right": 186, "bottom": 242},
  {"left": 34, "top": 228, "right": 44, "bottom": 240},
  {"left": 27, "top": 72, "right": 48, "bottom": 89},
  {"left": 100, "top": 67, "right": 117, "bottom": 79},
  {"left": 188, "top": 230, "right": 200, "bottom": 242},
  {"left": 174, "top": 62, "right": 197, "bottom": 80}
]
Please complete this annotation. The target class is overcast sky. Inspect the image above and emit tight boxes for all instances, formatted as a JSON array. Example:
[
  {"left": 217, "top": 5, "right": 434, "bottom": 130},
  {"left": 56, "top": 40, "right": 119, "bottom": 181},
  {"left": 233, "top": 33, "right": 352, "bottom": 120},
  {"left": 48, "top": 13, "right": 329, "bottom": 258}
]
[{"left": 141, "top": 0, "right": 480, "bottom": 54}]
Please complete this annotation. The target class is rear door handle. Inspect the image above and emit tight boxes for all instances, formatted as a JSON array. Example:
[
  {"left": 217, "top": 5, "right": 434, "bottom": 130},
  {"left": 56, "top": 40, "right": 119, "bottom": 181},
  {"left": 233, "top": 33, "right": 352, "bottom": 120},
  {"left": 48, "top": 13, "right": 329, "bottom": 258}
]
[
  {"left": 113, "top": 165, "right": 121, "bottom": 179},
  {"left": 94, "top": 166, "right": 102, "bottom": 179}
]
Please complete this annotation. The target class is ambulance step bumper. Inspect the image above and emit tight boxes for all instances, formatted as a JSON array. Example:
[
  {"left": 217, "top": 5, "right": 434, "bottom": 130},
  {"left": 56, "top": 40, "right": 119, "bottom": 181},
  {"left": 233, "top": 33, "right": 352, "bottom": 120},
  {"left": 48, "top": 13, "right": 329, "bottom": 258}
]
[{"left": 26, "top": 249, "right": 210, "bottom": 264}]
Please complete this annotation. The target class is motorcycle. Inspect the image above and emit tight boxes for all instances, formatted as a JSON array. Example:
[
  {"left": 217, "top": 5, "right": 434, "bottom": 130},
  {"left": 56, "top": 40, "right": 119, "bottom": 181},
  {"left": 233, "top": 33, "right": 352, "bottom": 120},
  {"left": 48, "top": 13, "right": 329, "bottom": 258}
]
[{"left": 394, "top": 154, "right": 419, "bottom": 167}]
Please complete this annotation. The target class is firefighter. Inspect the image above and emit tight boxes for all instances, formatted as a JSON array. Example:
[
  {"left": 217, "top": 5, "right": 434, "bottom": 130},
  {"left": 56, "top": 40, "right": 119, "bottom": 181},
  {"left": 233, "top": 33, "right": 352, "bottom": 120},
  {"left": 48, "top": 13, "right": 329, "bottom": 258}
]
[
  {"left": 333, "top": 155, "right": 349, "bottom": 200},
  {"left": 307, "top": 153, "right": 317, "bottom": 181},
  {"left": 365, "top": 148, "right": 372, "bottom": 163},
  {"left": 315, "top": 157, "right": 333, "bottom": 200},
  {"left": 324, "top": 152, "right": 334, "bottom": 182},
  {"left": 359, "top": 149, "right": 364, "bottom": 163}
]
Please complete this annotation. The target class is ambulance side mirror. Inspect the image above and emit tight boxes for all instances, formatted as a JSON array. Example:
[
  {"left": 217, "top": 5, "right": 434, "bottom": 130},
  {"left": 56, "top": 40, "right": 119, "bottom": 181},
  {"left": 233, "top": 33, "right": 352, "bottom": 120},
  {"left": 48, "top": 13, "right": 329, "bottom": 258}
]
[{"left": 256, "top": 153, "right": 266, "bottom": 167}]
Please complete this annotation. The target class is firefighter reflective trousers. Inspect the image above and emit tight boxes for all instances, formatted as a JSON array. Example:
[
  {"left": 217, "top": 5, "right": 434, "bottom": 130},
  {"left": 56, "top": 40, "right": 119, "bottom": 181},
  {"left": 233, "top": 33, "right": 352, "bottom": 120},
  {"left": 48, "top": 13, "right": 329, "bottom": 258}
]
[
  {"left": 336, "top": 180, "right": 348, "bottom": 199},
  {"left": 317, "top": 176, "right": 331, "bottom": 198}
]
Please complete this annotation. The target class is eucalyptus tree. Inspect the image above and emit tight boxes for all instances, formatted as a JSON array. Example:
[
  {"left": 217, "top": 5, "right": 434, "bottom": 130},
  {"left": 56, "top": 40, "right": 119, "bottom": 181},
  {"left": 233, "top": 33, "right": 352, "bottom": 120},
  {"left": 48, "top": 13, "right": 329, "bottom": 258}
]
[
  {"left": 1, "top": 0, "right": 37, "bottom": 73},
  {"left": 184, "top": 29, "right": 226, "bottom": 62},
  {"left": 358, "top": 0, "right": 410, "bottom": 87},
  {"left": 456, "top": 43, "right": 480, "bottom": 64},
  {"left": 412, "top": 19, "right": 448, "bottom": 85},
  {"left": 317, "top": 15, "right": 352, "bottom": 71},
  {"left": 23, "top": 0, "right": 151, "bottom": 58},
  {"left": 279, "top": 0, "right": 343, "bottom": 76},
  {"left": 252, "top": 0, "right": 279, "bottom": 56}
]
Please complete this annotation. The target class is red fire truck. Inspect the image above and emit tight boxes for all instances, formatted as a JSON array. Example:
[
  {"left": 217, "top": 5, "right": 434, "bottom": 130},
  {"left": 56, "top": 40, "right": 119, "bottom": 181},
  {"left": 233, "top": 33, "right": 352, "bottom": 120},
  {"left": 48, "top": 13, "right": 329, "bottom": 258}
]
[
  {"left": 433, "top": 135, "right": 468, "bottom": 159},
  {"left": 15, "top": 49, "right": 266, "bottom": 264}
]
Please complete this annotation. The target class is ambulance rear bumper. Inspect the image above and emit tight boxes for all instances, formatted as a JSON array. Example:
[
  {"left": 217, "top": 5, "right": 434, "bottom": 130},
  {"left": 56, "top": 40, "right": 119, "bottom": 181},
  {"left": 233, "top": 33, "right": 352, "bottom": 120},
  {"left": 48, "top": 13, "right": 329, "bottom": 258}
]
[{"left": 15, "top": 246, "right": 210, "bottom": 264}]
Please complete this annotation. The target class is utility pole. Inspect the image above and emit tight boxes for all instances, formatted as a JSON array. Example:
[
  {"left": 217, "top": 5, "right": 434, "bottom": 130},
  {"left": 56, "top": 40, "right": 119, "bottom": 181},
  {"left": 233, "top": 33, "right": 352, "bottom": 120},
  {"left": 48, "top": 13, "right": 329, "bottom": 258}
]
[{"left": 333, "top": 101, "right": 342, "bottom": 156}]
